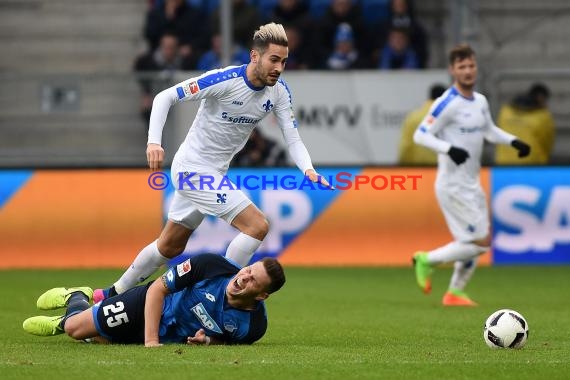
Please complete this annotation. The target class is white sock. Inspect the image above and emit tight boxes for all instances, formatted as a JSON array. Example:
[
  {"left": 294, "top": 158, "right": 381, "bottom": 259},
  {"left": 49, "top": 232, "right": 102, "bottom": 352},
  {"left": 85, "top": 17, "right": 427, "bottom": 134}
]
[
  {"left": 428, "top": 242, "right": 487, "bottom": 265},
  {"left": 449, "top": 257, "right": 479, "bottom": 291},
  {"left": 225, "top": 233, "right": 262, "bottom": 267},
  {"left": 114, "top": 240, "right": 169, "bottom": 294}
]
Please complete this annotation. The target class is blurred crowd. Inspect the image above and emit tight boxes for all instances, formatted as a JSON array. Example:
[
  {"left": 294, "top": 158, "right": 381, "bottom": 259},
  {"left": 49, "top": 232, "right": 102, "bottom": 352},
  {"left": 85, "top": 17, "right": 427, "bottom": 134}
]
[
  {"left": 134, "top": 0, "right": 430, "bottom": 131},
  {"left": 134, "top": 0, "right": 429, "bottom": 74},
  {"left": 133, "top": 0, "right": 557, "bottom": 166}
]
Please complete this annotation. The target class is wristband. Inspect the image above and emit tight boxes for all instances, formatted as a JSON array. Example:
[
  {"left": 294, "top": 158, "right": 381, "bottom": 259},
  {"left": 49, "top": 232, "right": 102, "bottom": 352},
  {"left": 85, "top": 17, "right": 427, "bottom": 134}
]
[{"left": 204, "top": 336, "right": 211, "bottom": 345}]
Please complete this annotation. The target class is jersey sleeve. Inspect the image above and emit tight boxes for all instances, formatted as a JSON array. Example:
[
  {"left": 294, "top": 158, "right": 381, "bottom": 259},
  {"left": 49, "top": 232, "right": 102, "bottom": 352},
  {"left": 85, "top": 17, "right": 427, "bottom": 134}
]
[
  {"left": 240, "top": 306, "right": 268, "bottom": 344},
  {"left": 225, "top": 305, "right": 268, "bottom": 345},
  {"left": 273, "top": 79, "right": 314, "bottom": 173},
  {"left": 147, "top": 69, "right": 232, "bottom": 145},
  {"left": 413, "top": 93, "right": 454, "bottom": 153},
  {"left": 480, "top": 96, "right": 516, "bottom": 145},
  {"left": 161, "top": 254, "right": 240, "bottom": 293},
  {"left": 174, "top": 68, "right": 233, "bottom": 103},
  {"left": 273, "top": 79, "right": 297, "bottom": 130}
]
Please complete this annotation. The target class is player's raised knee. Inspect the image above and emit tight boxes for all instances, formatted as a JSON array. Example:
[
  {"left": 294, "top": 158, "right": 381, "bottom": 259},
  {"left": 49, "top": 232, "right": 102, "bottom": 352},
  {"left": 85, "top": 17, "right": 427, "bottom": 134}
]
[
  {"left": 474, "top": 235, "right": 491, "bottom": 248},
  {"left": 251, "top": 216, "right": 269, "bottom": 239},
  {"left": 158, "top": 241, "right": 186, "bottom": 258}
]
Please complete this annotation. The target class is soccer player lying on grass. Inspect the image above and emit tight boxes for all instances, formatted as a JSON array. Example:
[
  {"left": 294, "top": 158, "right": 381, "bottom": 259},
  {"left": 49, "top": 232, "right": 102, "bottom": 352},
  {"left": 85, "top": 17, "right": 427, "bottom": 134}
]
[{"left": 23, "top": 254, "right": 285, "bottom": 347}]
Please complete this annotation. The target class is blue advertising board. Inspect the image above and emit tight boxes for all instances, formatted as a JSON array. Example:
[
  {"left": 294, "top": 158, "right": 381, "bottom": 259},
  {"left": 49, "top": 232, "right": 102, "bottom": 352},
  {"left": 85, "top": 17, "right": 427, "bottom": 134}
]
[
  {"left": 492, "top": 167, "right": 570, "bottom": 264},
  {"left": 160, "top": 167, "right": 356, "bottom": 265}
]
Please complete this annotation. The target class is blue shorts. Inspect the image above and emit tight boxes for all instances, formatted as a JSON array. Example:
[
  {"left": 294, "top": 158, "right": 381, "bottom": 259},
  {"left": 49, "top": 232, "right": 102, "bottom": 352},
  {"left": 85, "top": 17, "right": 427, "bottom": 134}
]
[{"left": 92, "top": 284, "right": 150, "bottom": 344}]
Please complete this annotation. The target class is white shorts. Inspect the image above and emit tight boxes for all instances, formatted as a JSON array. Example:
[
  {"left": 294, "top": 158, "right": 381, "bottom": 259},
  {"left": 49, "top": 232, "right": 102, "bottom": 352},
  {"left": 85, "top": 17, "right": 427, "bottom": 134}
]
[
  {"left": 168, "top": 162, "right": 252, "bottom": 229},
  {"left": 435, "top": 183, "right": 489, "bottom": 242}
]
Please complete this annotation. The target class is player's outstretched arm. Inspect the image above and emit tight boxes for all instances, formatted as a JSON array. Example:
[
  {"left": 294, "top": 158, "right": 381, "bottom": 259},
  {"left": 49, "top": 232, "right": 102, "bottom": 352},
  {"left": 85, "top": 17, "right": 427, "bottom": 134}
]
[
  {"left": 144, "top": 279, "right": 170, "bottom": 347},
  {"left": 279, "top": 128, "right": 333, "bottom": 189},
  {"left": 482, "top": 121, "right": 531, "bottom": 158},
  {"left": 146, "top": 86, "right": 180, "bottom": 170}
]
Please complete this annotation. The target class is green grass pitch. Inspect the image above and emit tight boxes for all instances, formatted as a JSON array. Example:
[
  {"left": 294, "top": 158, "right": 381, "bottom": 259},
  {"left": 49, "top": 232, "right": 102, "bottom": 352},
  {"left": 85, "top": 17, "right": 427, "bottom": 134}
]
[{"left": 1, "top": 266, "right": 569, "bottom": 379}]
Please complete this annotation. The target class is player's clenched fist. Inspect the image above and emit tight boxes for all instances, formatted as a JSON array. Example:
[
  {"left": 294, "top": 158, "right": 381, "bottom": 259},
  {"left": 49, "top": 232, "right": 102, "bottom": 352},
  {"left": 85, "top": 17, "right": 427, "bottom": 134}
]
[{"left": 146, "top": 143, "right": 165, "bottom": 171}]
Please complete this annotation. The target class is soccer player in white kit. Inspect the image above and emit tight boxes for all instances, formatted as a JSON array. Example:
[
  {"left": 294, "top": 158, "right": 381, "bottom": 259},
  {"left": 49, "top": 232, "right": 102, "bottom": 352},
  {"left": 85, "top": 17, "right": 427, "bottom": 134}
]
[
  {"left": 412, "top": 44, "right": 530, "bottom": 306},
  {"left": 94, "top": 23, "right": 330, "bottom": 302}
]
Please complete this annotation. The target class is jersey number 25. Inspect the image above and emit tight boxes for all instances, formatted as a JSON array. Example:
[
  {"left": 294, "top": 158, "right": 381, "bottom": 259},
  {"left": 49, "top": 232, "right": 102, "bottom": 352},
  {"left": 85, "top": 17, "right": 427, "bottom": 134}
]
[{"left": 103, "top": 301, "right": 130, "bottom": 328}]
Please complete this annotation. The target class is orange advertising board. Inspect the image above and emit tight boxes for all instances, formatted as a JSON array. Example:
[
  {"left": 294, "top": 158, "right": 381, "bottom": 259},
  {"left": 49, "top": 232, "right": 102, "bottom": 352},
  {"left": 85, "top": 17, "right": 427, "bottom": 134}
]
[
  {"left": 279, "top": 168, "right": 491, "bottom": 266},
  {"left": 0, "top": 170, "right": 162, "bottom": 268},
  {"left": 0, "top": 168, "right": 491, "bottom": 268}
]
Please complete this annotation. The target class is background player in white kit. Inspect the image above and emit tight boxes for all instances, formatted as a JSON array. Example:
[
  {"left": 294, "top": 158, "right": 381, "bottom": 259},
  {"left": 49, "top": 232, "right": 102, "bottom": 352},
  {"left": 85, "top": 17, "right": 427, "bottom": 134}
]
[
  {"left": 94, "top": 23, "right": 330, "bottom": 302},
  {"left": 412, "top": 44, "right": 530, "bottom": 306}
]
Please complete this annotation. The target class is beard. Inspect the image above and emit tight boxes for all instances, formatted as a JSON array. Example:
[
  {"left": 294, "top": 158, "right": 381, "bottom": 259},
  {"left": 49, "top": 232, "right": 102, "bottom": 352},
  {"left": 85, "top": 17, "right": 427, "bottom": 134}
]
[
  {"left": 254, "top": 65, "right": 279, "bottom": 86},
  {"left": 457, "top": 77, "right": 476, "bottom": 91}
]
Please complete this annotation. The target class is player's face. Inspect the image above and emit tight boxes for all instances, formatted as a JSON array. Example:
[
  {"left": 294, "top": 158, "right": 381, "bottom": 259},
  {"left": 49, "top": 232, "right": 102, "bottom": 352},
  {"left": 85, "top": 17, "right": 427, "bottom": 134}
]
[
  {"left": 450, "top": 56, "right": 477, "bottom": 89},
  {"left": 252, "top": 43, "right": 288, "bottom": 87},
  {"left": 227, "top": 262, "right": 271, "bottom": 300}
]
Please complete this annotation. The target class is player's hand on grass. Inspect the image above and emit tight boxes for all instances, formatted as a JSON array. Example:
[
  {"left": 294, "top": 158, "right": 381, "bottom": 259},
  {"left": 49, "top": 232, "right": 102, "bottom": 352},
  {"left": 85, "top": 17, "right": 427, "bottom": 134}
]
[
  {"left": 144, "top": 340, "right": 163, "bottom": 348},
  {"left": 305, "top": 169, "right": 334, "bottom": 190},
  {"left": 511, "top": 139, "right": 531, "bottom": 158},
  {"left": 187, "top": 328, "right": 211, "bottom": 345},
  {"left": 448, "top": 146, "right": 469, "bottom": 165},
  {"left": 147, "top": 143, "right": 165, "bottom": 171}
]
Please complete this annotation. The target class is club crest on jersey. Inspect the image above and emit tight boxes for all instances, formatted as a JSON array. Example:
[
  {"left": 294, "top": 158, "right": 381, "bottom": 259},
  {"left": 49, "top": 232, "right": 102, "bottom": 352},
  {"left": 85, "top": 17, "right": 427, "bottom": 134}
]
[
  {"left": 262, "top": 99, "right": 274, "bottom": 112},
  {"left": 176, "top": 259, "right": 192, "bottom": 277}
]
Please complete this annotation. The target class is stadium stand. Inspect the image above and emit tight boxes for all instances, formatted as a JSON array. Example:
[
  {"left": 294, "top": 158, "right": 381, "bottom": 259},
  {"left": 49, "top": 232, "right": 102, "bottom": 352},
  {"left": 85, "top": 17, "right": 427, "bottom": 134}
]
[
  {"left": 0, "top": 0, "right": 148, "bottom": 167},
  {"left": 1, "top": 0, "right": 569, "bottom": 166}
]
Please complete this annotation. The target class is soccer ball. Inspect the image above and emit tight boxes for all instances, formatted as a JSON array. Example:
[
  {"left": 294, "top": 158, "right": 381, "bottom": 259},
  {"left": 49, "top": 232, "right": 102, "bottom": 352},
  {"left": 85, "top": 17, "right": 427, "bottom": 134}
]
[{"left": 483, "top": 309, "right": 529, "bottom": 349}]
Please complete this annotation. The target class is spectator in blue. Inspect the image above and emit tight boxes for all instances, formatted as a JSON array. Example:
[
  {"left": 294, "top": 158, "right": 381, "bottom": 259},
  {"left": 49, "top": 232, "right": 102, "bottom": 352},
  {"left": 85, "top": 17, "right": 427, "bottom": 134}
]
[
  {"left": 312, "top": 0, "right": 369, "bottom": 69},
  {"left": 326, "top": 23, "right": 369, "bottom": 70},
  {"left": 371, "top": 0, "right": 428, "bottom": 68},
  {"left": 197, "top": 33, "right": 250, "bottom": 71},
  {"left": 378, "top": 27, "right": 419, "bottom": 69}
]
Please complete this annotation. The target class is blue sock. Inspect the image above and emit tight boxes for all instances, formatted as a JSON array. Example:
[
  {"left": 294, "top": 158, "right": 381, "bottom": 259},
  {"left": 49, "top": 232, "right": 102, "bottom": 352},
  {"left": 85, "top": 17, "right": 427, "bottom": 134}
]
[
  {"left": 60, "top": 292, "right": 90, "bottom": 329},
  {"left": 103, "top": 286, "right": 117, "bottom": 299}
]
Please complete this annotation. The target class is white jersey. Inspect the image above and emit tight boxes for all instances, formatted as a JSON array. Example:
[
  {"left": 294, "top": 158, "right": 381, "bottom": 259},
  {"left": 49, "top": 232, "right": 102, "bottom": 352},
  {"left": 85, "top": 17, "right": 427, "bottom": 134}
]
[
  {"left": 414, "top": 86, "right": 515, "bottom": 187},
  {"left": 148, "top": 64, "right": 313, "bottom": 174}
]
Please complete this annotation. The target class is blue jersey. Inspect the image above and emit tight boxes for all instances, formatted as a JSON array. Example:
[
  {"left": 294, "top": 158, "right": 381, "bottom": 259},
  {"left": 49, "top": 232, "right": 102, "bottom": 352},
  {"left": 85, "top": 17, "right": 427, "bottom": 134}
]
[
  {"left": 159, "top": 254, "right": 267, "bottom": 344},
  {"left": 92, "top": 254, "right": 267, "bottom": 345}
]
